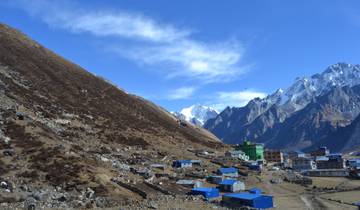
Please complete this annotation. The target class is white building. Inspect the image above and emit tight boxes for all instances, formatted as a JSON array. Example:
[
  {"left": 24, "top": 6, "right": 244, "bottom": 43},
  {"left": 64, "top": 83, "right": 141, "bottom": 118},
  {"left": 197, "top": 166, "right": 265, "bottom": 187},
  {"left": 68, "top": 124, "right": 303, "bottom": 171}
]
[{"left": 225, "top": 150, "right": 250, "bottom": 161}]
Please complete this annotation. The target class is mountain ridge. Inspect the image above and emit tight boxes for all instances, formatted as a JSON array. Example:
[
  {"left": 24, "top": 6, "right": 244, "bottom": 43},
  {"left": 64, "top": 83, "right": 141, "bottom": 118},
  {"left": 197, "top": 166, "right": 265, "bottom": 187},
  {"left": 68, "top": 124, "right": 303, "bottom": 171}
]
[{"left": 205, "top": 63, "right": 360, "bottom": 152}]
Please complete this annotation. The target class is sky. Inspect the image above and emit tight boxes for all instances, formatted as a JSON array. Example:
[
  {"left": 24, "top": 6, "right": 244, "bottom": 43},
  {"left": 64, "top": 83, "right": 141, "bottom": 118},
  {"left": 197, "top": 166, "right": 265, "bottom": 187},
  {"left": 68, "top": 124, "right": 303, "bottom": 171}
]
[{"left": 1, "top": 0, "right": 360, "bottom": 112}]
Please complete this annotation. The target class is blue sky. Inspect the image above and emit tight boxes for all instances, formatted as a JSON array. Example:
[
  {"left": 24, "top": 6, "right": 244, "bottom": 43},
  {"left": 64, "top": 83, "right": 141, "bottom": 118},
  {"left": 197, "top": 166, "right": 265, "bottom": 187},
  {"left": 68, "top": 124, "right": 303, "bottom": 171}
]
[{"left": 1, "top": 0, "right": 360, "bottom": 112}]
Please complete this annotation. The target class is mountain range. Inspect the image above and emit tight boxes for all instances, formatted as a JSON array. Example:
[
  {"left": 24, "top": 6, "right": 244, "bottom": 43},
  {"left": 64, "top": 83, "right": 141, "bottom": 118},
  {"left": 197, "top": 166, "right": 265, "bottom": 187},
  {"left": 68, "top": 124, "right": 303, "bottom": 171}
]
[
  {"left": 205, "top": 63, "right": 360, "bottom": 152},
  {"left": 172, "top": 104, "right": 219, "bottom": 126}
]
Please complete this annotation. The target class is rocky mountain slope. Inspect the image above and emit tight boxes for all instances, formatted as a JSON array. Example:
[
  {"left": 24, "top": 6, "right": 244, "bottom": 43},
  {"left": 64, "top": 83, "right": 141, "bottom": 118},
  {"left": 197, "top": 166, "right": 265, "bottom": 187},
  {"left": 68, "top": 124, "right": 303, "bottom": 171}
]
[
  {"left": 205, "top": 63, "right": 360, "bottom": 151},
  {"left": 0, "top": 23, "right": 224, "bottom": 209},
  {"left": 172, "top": 104, "right": 218, "bottom": 126}
]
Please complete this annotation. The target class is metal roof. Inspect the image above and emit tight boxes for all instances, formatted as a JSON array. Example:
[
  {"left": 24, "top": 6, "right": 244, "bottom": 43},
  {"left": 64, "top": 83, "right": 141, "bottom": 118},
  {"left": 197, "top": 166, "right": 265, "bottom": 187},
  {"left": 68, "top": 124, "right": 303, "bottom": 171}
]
[
  {"left": 191, "top": 187, "right": 217, "bottom": 193},
  {"left": 223, "top": 193, "right": 261, "bottom": 200},
  {"left": 220, "top": 179, "right": 238, "bottom": 185},
  {"left": 218, "top": 167, "right": 237, "bottom": 174}
]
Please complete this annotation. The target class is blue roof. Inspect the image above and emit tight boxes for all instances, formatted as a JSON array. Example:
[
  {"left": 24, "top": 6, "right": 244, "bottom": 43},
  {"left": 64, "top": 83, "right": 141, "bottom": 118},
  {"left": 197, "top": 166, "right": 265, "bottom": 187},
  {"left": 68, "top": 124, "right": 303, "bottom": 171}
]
[
  {"left": 191, "top": 187, "right": 216, "bottom": 193},
  {"left": 249, "top": 187, "right": 262, "bottom": 194},
  {"left": 220, "top": 179, "right": 237, "bottom": 185},
  {"left": 223, "top": 193, "right": 261, "bottom": 200},
  {"left": 218, "top": 167, "right": 237, "bottom": 174}
]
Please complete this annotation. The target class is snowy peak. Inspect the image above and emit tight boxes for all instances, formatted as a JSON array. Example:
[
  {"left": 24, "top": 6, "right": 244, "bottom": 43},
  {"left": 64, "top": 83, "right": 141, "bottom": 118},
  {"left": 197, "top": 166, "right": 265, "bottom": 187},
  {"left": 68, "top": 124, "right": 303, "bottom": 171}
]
[
  {"left": 173, "top": 104, "right": 219, "bottom": 126},
  {"left": 267, "top": 63, "right": 360, "bottom": 112}
]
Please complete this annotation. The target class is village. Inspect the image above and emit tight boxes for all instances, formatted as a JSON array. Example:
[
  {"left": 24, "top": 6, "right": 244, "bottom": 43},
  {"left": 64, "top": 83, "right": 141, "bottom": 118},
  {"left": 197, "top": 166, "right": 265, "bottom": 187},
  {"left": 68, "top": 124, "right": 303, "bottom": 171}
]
[{"left": 94, "top": 140, "right": 360, "bottom": 210}]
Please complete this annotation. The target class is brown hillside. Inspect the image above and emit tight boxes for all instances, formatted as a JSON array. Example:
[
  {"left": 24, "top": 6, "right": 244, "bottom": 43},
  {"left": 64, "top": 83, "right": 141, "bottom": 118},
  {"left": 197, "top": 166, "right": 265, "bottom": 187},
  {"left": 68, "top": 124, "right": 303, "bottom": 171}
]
[{"left": 0, "top": 23, "right": 224, "bottom": 208}]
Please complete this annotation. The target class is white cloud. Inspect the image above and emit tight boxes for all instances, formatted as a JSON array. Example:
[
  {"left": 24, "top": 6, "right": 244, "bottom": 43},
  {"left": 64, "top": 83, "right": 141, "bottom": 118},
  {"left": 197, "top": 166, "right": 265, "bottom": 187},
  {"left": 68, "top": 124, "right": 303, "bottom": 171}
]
[
  {"left": 210, "top": 90, "right": 267, "bottom": 111},
  {"left": 122, "top": 39, "right": 245, "bottom": 83},
  {"left": 9, "top": 0, "right": 248, "bottom": 83},
  {"left": 167, "top": 87, "right": 196, "bottom": 100}
]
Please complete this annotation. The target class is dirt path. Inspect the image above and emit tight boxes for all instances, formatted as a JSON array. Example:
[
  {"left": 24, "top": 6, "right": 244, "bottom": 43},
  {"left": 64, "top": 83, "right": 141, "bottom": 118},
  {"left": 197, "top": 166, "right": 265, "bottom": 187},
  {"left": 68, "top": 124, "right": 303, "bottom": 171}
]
[{"left": 258, "top": 171, "right": 332, "bottom": 209}]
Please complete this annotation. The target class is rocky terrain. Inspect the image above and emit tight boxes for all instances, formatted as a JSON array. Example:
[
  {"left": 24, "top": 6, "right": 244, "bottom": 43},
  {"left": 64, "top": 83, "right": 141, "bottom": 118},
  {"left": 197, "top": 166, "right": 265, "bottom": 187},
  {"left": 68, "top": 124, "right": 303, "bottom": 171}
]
[
  {"left": 0, "top": 23, "right": 226, "bottom": 209},
  {"left": 205, "top": 63, "right": 360, "bottom": 152}
]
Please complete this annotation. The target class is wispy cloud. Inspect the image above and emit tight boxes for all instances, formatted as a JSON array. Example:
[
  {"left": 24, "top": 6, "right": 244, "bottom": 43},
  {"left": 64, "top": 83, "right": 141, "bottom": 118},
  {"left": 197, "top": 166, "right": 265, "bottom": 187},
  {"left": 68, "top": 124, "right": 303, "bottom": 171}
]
[
  {"left": 7, "top": 0, "right": 248, "bottom": 83},
  {"left": 209, "top": 90, "right": 267, "bottom": 111},
  {"left": 167, "top": 87, "right": 196, "bottom": 100}
]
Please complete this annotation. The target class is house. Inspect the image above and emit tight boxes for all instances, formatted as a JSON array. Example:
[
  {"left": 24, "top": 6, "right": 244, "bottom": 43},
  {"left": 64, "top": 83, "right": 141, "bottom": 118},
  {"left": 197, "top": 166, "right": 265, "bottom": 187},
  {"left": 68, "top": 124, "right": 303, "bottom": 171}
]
[
  {"left": 207, "top": 175, "right": 225, "bottom": 184},
  {"left": 316, "top": 154, "right": 345, "bottom": 169},
  {"left": 219, "top": 180, "right": 245, "bottom": 192},
  {"left": 264, "top": 150, "right": 284, "bottom": 163},
  {"left": 176, "top": 180, "right": 203, "bottom": 188},
  {"left": 236, "top": 140, "right": 264, "bottom": 160},
  {"left": 225, "top": 150, "right": 250, "bottom": 161},
  {"left": 222, "top": 193, "right": 274, "bottom": 209},
  {"left": 217, "top": 167, "right": 239, "bottom": 178},
  {"left": 172, "top": 160, "right": 192, "bottom": 168},
  {"left": 191, "top": 188, "right": 220, "bottom": 199},
  {"left": 310, "top": 146, "right": 330, "bottom": 157},
  {"left": 292, "top": 157, "right": 316, "bottom": 171},
  {"left": 302, "top": 169, "right": 349, "bottom": 177}
]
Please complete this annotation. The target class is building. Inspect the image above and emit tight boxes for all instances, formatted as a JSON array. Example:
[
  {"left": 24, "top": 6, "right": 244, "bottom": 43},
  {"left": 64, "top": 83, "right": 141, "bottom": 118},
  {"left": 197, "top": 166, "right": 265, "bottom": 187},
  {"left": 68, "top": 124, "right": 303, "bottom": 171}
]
[
  {"left": 348, "top": 158, "right": 360, "bottom": 169},
  {"left": 176, "top": 180, "right": 203, "bottom": 188},
  {"left": 207, "top": 175, "right": 225, "bottom": 184},
  {"left": 191, "top": 188, "right": 220, "bottom": 199},
  {"left": 292, "top": 157, "right": 316, "bottom": 171},
  {"left": 316, "top": 154, "right": 345, "bottom": 169},
  {"left": 219, "top": 180, "right": 245, "bottom": 192},
  {"left": 264, "top": 150, "right": 284, "bottom": 163},
  {"left": 222, "top": 193, "right": 274, "bottom": 209},
  {"left": 225, "top": 150, "right": 250, "bottom": 161},
  {"left": 288, "top": 151, "right": 306, "bottom": 160},
  {"left": 217, "top": 167, "right": 239, "bottom": 178},
  {"left": 302, "top": 169, "right": 349, "bottom": 177},
  {"left": 172, "top": 160, "right": 192, "bottom": 168},
  {"left": 237, "top": 140, "right": 264, "bottom": 160},
  {"left": 310, "top": 146, "right": 330, "bottom": 157},
  {"left": 190, "top": 160, "right": 201, "bottom": 166}
]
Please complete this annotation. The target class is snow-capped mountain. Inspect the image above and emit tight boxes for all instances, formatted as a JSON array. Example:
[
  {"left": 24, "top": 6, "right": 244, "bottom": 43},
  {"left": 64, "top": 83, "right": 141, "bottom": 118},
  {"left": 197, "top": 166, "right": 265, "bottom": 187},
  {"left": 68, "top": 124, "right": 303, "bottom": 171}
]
[
  {"left": 205, "top": 63, "right": 360, "bottom": 152},
  {"left": 257, "top": 63, "right": 360, "bottom": 114},
  {"left": 173, "top": 104, "right": 219, "bottom": 126}
]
